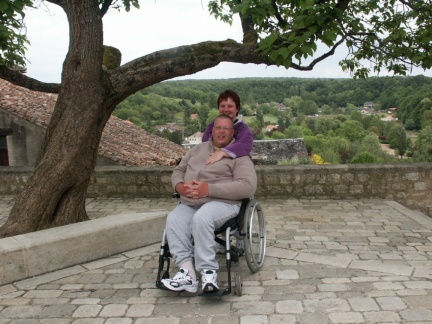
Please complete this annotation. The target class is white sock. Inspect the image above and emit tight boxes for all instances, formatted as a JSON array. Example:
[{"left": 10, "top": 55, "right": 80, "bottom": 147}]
[{"left": 180, "top": 260, "right": 197, "bottom": 281}]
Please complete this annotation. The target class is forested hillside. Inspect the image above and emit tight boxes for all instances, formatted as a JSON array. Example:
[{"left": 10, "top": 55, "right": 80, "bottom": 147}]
[{"left": 114, "top": 76, "right": 432, "bottom": 164}]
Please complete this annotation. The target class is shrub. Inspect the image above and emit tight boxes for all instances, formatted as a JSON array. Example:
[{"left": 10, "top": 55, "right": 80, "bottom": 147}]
[{"left": 350, "top": 152, "right": 376, "bottom": 164}]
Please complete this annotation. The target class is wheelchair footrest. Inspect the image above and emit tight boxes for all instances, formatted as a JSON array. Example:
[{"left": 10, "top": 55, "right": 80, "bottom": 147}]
[{"left": 198, "top": 287, "right": 231, "bottom": 297}]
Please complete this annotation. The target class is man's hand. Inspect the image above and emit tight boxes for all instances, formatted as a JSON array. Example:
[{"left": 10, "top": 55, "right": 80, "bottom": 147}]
[{"left": 183, "top": 180, "right": 209, "bottom": 199}]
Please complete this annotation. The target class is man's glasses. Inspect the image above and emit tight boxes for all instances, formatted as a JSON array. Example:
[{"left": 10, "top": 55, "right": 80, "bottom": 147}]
[{"left": 213, "top": 126, "right": 233, "bottom": 131}]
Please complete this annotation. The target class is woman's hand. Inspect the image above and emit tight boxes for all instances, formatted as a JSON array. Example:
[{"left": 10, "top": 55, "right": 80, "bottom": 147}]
[{"left": 205, "top": 150, "right": 228, "bottom": 165}]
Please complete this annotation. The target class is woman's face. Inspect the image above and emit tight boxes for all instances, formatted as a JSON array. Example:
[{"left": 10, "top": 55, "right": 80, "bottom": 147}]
[{"left": 218, "top": 97, "right": 239, "bottom": 121}]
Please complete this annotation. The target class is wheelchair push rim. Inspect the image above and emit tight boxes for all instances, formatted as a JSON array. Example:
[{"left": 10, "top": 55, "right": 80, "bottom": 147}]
[{"left": 243, "top": 199, "right": 266, "bottom": 273}]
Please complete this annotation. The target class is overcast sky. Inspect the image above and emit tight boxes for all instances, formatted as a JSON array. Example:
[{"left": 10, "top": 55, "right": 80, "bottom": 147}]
[{"left": 23, "top": 0, "right": 431, "bottom": 83}]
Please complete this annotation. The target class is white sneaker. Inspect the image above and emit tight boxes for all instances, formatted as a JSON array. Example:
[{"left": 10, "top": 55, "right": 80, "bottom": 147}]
[
  {"left": 201, "top": 269, "right": 219, "bottom": 292},
  {"left": 160, "top": 268, "right": 199, "bottom": 293}
]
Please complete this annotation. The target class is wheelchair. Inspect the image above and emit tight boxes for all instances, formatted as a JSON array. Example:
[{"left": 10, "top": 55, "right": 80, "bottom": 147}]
[{"left": 155, "top": 197, "right": 266, "bottom": 296}]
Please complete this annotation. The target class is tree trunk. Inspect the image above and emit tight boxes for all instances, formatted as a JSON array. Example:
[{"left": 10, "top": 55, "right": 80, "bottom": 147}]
[
  {"left": 0, "top": 1, "right": 266, "bottom": 238},
  {"left": 0, "top": 0, "right": 110, "bottom": 237}
]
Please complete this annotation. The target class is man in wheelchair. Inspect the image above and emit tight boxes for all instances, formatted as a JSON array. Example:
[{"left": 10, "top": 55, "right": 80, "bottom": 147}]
[{"left": 160, "top": 115, "right": 257, "bottom": 293}]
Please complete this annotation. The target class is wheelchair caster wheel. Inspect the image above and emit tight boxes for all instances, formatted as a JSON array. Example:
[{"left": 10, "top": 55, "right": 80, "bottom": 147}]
[{"left": 234, "top": 273, "right": 242, "bottom": 296}]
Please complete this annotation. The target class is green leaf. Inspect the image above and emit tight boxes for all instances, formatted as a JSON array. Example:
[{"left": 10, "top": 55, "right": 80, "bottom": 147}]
[
  {"left": 268, "top": 50, "right": 279, "bottom": 62},
  {"left": 0, "top": 2, "right": 9, "bottom": 11},
  {"left": 278, "top": 47, "right": 290, "bottom": 59}
]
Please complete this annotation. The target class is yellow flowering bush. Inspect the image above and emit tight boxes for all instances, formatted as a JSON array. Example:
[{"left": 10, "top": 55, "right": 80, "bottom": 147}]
[{"left": 311, "top": 154, "right": 328, "bottom": 164}]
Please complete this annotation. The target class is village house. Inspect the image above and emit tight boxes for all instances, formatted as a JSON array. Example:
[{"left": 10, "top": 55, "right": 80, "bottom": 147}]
[
  {"left": 0, "top": 79, "right": 187, "bottom": 167},
  {"left": 265, "top": 125, "right": 279, "bottom": 134},
  {"left": 182, "top": 131, "right": 203, "bottom": 149},
  {"left": 154, "top": 123, "right": 185, "bottom": 133}
]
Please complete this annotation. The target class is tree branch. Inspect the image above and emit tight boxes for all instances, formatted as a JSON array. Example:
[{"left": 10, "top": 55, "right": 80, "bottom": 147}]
[
  {"left": 109, "top": 39, "right": 262, "bottom": 102},
  {"left": 291, "top": 39, "right": 345, "bottom": 71},
  {"left": 335, "top": 0, "right": 352, "bottom": 11},
  {"left": 0, "top": 66, "right": 60, "bottom": 93},
  {"left": 239, "top": 11, "right": 259, "bottom": 44},
  {"left": 100, "top": 0, "right": 114, "bottom": 17},
  {"left": 398, "top": 0, "right": 416, "bottom": 11},
  {"left": 271, "top": 0, "right": 287, "bottom": 28}
]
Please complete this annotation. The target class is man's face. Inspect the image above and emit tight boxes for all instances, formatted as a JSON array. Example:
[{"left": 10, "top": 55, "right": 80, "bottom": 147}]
[{"left": 212, "top": 118, "right": 235, "bottom": 148}]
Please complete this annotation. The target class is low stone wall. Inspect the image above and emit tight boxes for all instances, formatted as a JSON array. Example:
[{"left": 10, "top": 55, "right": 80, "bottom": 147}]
[
  {"left": 252, "top": 139, "right": 308, "bottom": 164},
  {"left": 1, "top": 163, "right": 431, "bottom": 216}
]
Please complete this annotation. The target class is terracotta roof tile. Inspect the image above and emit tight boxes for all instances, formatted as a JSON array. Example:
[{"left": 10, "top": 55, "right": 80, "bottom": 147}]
[{"left": 0, "top": 79, "right": 187, "bottom": 166}]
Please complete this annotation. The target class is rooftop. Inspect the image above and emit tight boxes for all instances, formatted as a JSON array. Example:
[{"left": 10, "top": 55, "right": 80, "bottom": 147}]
[{"left": 0, "top": 79, "right": 187, "bottom": 166}]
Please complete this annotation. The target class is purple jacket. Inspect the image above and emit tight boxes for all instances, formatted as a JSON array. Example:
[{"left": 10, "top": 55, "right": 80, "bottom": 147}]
[{"left": 202, "top": 119, "right": 253, "bottom": 158}]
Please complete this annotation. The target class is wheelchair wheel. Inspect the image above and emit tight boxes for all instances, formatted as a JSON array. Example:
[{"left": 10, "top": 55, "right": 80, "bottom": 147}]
[{"left": 243, "top": 199, "right": 266, "bottom": 273}]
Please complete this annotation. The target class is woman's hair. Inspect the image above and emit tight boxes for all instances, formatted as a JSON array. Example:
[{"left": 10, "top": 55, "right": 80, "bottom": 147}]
[{"left": 217, "top": 89, "right": 241, "bottom": 111}]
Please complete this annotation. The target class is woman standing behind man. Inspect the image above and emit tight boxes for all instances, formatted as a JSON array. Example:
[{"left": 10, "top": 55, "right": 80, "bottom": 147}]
[{"left": 202, "top": 89, "right": 253, "bottom": 164}]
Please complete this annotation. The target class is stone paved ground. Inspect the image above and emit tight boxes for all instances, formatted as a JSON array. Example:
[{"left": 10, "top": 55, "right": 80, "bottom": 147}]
[{"left": 1, "top": 197, "right": 432, "bottom": 323}]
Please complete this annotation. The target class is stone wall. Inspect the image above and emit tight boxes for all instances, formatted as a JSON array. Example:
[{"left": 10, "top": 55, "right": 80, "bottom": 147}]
[
  {"left": 252, "top": 139, "right": 307, "bottom": 164},
  {"left": 1, "top": 163, "right": 431, "bottom": 216}
]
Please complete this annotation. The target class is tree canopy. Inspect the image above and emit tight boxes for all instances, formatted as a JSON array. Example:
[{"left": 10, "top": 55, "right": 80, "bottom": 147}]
[
  {"left": 2, "top": 0, "right": 432, "bottom": 83},
  {"left": 210, "top": 0, "right": 432, "bottom": 78}
]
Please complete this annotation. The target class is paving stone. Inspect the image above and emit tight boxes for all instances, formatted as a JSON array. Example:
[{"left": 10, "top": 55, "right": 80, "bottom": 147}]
[
  {"left": 72, "top": 305, "right": 102, "bottom": 318},
  {"left": 104, "top": 319, "right": 132, "bottom": 324},
  {"left": 39, "top": 319, "right": 72, "bottom": 324},
  {"left": 274, "top": 300, "right": 302, "bottom": 314},
  {"left": 153, "top": 303, "right": 198, "bottom": 317},
  {"left": 125, "top": 304, "right": 154, "bottom": 317},
  {"left": 40, "top": 304, "right": 77, "bottom": 318},
  {"left": 198, "top": 301, "right": 230, "bottom": 316},
  {"left": 135, "top": 318, "right": 179, "bottom": 324},
  {"left": 328, "top": 312, "right": 364, "bottom": 323},
  {"left": 400, "top": 309, "right": 432, "bottom": 321},
  {"left": 318, "top": 283, "right": 350, "bottom": 292},
  {"left": 375, "top": 296, "right": 407, "bottom": 310},
  {"left": 0, "top": 298, "right": 30, "bottom": 306},
  {"left": 32, "top": 298, "right": 70, "bottom": 305},
  {"left": 268, "top": 314, "right": 296, "bottom": 324},
  {"left": 404, "top": 280, "right": 432, "bottom": 289},
  {"left": 0, "top": 286, "right": 16, "bottom": 297},
  {"left": 363, "top": 311, "right": 401, "bottom": 323},
  {"left": 0, "top": 305, "right": 43, "bottom": 319},
  {"left": 303, "top": 298, "right": 350, "bottom": 313},
  {"left": 298, "top": 312, "right": 330, "bottom": 324},
  {"left": 22, "top": 290, "right": 63, "bottom": 299},
  {"left": 275, "top": 269, "right": 299, "bottom": 280},
  {"left": 209, "top": 316, "right": 239, "bottom": 324},
  {"left": 14, "top": 266, "right": 86, "bottom": 290},
  {"left": 232, "top": 301, "right": 274, "bottom": 316},
  {"left": 348, "top": 297, "right": 379, "bottom": 311},
  {"left": 1, "top": 198, "right": 432, "bottom": 322},
  {"left": 71, "top": 299, "right": 101, "bottom": 305},
  {"left": 239, "top": 315, "right": 268, "bottom": 324}
]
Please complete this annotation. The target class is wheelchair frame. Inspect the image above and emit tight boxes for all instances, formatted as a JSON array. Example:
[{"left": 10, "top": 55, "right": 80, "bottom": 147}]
[{"left": 155, "top": 197, "right": 266, "bottom": 296}]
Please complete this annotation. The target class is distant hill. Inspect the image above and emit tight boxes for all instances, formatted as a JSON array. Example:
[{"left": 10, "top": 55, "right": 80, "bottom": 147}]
[{"left": 116, "top": 75, "right": 432, "bottom": 131}]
